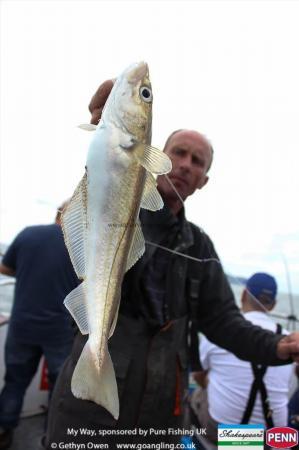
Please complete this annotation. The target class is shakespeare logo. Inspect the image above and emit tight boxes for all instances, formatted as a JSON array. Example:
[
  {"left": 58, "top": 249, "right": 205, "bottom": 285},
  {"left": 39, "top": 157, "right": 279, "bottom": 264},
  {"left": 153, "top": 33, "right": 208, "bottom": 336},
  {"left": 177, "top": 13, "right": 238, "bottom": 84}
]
[{"left": 218, "top": 424, "right": 264, "bottom": 449}]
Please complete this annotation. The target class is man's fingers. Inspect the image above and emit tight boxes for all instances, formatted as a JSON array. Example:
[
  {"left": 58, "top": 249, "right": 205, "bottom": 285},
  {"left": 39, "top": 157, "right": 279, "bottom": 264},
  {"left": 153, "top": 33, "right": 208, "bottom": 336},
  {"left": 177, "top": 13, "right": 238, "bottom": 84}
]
[
  {"left": 90, "top": 107, "right": 104, "bottom": 126},
  {"left": 89, "top": 80, "right": 114, "bottom": 125},
  {"left": 277, "top": 339, "right": 299, "bottom": 360},
  {"left": 292, "top": 354, "right": 299, "bottom": 364}
]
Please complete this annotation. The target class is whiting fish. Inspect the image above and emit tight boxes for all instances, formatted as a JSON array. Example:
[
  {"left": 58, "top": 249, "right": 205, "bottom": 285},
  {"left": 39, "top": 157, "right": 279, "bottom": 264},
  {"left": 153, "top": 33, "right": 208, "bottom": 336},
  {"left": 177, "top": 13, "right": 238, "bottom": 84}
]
[{"left": 61, "top": 62, "right": 172, "bottom": 419}]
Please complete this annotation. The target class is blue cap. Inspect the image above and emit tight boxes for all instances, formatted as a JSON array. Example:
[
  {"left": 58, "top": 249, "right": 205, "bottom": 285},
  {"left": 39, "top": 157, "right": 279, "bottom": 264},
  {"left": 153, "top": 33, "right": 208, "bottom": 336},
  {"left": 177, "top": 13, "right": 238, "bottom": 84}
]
[{"left": 246, "top": 272, "right": 277, "bottom": 303}]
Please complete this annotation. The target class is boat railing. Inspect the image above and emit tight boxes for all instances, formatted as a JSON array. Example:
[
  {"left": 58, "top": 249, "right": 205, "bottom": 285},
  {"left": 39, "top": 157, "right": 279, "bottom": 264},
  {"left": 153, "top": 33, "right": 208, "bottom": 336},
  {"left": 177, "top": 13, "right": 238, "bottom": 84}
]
[{"left": 0, "top": 278, "right": 15, "bottom": 287}]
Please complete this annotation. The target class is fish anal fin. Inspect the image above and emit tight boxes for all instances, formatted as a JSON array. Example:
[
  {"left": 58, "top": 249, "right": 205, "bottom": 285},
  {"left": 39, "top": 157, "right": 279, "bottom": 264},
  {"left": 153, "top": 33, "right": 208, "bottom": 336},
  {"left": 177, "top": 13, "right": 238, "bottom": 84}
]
[
  {"left": 125, "top": 219, "right": 145, "bottom": 272},
  {"left": 141, "top": 172, "right": 164, "bottom": 211},
  {"left": 64, "top": 282, "right": 88, "bottom": 335}
]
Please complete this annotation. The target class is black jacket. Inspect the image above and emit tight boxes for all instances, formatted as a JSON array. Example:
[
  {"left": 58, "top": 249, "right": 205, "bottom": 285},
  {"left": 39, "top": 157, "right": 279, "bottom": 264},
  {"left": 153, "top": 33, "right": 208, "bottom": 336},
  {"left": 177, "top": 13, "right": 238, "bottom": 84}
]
[{"left": 46, "top": 207, "right": 285, "bottom": 447}]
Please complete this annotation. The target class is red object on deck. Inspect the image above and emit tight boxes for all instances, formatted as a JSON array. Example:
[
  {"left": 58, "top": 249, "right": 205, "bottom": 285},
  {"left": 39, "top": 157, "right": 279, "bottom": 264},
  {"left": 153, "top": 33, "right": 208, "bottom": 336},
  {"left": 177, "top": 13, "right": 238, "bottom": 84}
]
[
  {"left": 39, "top": 359, "right": 49, "bottom": 391},
  {"left": 173, "top": 360, "right": 181, "bottom": 416}
]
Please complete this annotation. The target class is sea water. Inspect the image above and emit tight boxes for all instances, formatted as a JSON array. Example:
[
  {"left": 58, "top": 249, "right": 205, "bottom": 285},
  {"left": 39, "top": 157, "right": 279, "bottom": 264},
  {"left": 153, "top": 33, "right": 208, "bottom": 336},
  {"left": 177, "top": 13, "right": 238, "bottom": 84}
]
[{"left": 0, "top": 274, "right": 298, "bottom": 330}]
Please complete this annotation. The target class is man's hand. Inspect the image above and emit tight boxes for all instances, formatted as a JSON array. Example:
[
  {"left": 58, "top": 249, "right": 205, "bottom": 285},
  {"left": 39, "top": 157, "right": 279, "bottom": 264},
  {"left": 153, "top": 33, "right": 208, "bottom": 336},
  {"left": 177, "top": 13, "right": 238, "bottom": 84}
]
[
  {"left": 0, "top": 263, "right": 15, "bottom": 277},
  {"left": 192, "top": 370, "right": 209, "bottom": 389},
  {"left": 277, "top": 333, "right": 299, "bottom": 362},
  {"left": 88, "top": 79, "right": 114, "bottom": 125}
]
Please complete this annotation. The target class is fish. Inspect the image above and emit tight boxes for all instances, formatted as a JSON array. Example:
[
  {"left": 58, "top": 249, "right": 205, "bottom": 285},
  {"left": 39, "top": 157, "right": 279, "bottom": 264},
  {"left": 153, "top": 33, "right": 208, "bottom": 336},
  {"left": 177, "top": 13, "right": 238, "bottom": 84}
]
[{"left": 61, "top": 62, "right": 172, "bottom": 420}]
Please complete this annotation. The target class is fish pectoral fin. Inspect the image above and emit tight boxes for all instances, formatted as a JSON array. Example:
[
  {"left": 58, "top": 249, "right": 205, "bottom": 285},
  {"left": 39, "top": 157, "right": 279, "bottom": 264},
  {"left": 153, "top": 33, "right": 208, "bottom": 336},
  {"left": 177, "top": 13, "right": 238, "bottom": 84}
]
[
  {"left": 141, "top": 172, "right": 164, "bottom": 211},
  {"left": 64, "top": 282, "right": 89, "bottom": 335},
  {"left": 78, "top": 124, "right": 97, "bottom": 131},
  {"left": 125, "top": 218, "right": 145, "bottom": 272},
  {"left": 72, "top": 341, "right": 119, "bottom": 420},
  {"left": 61, "top": 172, "right": 87, "bottom": 279},
  {"left": 135, "top": 144, "right": 172, "bottom": 175}
]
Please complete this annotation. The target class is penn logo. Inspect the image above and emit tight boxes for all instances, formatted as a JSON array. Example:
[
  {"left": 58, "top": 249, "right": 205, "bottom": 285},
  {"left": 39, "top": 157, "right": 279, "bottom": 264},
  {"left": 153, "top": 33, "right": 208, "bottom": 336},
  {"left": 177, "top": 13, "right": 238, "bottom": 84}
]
[{"left": 266, "top": 427, "right": 298, "bottom": 448}]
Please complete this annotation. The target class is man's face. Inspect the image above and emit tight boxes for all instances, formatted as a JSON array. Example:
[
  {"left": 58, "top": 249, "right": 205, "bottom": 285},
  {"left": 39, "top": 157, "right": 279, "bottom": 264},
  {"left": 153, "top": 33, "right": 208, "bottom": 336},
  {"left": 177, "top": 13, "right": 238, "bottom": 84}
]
[{"left": 157, "top": 130, "right": 212, "bottom": 202}]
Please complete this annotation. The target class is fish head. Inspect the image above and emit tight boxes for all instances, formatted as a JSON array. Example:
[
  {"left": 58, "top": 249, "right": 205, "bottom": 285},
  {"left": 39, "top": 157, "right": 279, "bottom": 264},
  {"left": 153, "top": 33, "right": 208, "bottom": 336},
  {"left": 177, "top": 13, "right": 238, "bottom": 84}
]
[{"left": 102, "top": 62, "right": 152, "bottom": 143}]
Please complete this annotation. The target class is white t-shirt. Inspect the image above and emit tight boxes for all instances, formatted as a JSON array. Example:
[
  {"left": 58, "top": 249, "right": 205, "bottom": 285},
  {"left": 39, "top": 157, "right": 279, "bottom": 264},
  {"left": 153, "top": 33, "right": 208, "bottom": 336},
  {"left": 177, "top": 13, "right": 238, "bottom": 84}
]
[{"left": 200, "top": 311, "right": 294, "bottom": 426}]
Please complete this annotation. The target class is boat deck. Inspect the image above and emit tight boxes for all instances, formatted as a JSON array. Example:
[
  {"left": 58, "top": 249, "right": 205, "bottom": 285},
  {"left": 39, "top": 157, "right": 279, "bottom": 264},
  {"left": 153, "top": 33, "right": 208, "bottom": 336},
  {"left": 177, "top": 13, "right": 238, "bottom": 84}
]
[{"left": 8, "top": 414, "right": 45, "bottom": 450}]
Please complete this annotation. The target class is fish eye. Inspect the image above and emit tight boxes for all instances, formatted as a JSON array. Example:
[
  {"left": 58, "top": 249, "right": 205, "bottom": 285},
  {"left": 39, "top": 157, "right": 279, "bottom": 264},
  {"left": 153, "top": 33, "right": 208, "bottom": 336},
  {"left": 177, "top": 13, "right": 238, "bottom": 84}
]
[{"left": 139, "top": 86, "right": 152, "bottom": 103}]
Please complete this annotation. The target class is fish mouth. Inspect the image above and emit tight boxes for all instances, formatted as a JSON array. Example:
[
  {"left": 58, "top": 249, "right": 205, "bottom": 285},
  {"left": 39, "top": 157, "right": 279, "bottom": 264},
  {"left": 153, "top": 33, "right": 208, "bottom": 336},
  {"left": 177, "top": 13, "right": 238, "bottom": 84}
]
[{"left": 127, "top": 61, "right": 148, "bottom": 84}]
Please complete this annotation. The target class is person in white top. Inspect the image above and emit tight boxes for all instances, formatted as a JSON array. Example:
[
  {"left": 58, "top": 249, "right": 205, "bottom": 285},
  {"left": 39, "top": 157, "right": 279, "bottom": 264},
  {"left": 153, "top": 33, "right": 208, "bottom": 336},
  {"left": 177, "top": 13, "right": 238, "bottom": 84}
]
[{"left": 191, "top": 272, "right": 294, "bottom": 444}]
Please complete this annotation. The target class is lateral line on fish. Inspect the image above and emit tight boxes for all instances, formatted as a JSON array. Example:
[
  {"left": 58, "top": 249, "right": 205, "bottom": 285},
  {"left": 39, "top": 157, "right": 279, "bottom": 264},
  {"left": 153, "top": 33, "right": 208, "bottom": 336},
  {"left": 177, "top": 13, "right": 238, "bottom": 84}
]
[
  {"left": 101, "top": 209, "right": 135, "bottom": 346},
  {"left": 101, "top": 226, "right": 126, "bottom": 344},
  {"left": 102, "top": 172, "right": 141, "bottom": 345}
]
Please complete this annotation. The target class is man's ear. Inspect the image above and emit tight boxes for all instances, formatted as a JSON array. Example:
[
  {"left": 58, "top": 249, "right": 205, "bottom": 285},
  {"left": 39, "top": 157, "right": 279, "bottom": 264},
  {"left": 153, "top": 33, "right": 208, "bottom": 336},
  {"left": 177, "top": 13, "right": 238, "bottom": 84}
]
[
  {"left": 197, "top": 175, "right": 209, "bottom": 190},
  {"left": 267, "top": 301, "right": 276, "bottom": 312},
  {"left": 241, "top": 290, "right": 248, "bottom": 308}
]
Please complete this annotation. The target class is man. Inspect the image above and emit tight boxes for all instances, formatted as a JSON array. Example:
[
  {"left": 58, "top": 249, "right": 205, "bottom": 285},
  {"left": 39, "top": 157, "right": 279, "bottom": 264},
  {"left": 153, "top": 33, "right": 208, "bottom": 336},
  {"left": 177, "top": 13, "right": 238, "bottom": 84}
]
[
  {"left": 0, "top": 204, "right": 79, "bottom": 450},
  {"left": 45, "top": 82, "right": 299, "bottom": 449},
  {"left": 191, "top": 273, "right": 293, "bottom": 445}
]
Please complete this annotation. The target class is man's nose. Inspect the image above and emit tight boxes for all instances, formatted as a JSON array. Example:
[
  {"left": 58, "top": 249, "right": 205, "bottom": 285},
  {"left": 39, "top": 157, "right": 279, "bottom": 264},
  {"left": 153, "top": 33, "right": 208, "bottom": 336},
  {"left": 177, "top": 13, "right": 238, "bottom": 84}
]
[{"left": 179, "top": 155, "right": 192, "bottom": 172}]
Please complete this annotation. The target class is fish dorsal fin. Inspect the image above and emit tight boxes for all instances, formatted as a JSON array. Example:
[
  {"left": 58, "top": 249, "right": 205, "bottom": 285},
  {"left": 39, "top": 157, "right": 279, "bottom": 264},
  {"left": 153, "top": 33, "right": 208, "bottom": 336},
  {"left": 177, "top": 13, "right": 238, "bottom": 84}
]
[
  {"left": 135, "top": 145, "right": 172, "bottom": 175},
  {"left": 125, "top": 218, "right": 145, "bottom": 272},
  {"left": 64, "top": 282, "right": 89, "bottom": 334},
  {"left": 61, "top": 172, "right": 87, "bottom": 279},
  {"left": 141, "top": 172, "right": 164, "bottom": 211},
  {"left": 78, "top": 124, "right": 97, "bottom": 131}
]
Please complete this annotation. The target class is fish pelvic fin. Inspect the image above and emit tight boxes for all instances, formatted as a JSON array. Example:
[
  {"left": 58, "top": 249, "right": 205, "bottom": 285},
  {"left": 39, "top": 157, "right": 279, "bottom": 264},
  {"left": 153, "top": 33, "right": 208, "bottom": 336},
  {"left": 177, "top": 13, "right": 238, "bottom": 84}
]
[
  {"left": 64, "top": 281, "right": 88, "bottom": 335},
  {"left": 71, "top": 341, "right": 119, "bottom": 420},
  {"left": 61, "top": 172, "right": 88, "bottom": 279},
  {"left": 140, "top": 172, "right": 164, "bottom": 211}
]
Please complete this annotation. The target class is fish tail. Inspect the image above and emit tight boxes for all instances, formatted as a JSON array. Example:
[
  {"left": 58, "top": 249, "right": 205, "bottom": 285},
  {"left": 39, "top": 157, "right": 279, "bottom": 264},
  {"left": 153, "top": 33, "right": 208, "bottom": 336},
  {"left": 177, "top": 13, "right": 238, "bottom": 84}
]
[{"left": 71, "top": 340, "right": 119, "bottom": 419}]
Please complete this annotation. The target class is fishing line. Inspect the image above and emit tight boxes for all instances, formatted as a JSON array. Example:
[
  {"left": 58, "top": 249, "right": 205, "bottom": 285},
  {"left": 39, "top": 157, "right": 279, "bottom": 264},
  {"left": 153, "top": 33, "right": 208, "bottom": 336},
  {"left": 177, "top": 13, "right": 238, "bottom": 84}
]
[
  {"left": 164, "top": 173, "right": 185, "bottom": 206},
  {"left": 145, "top": 241, "right": 220, "bottom": 264},
  {"left": 281, "top": 253, "right": 296, "bottom": 331},
  {"left": 145, "top": 173, "right": 280, "bottom": 320},
  {"left": 145, "top": 241, "right": 269, "bottom": 314},
  {"left": 145, "top": 173, "right": 221, "bottom": 264}
]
